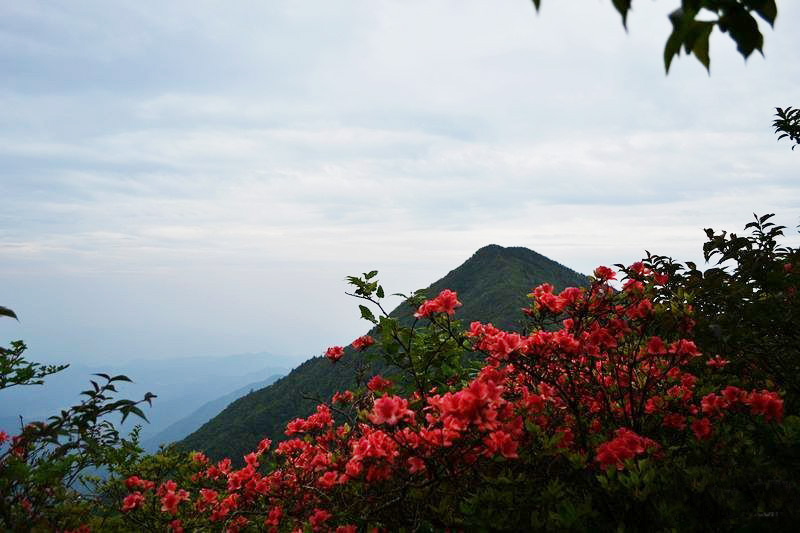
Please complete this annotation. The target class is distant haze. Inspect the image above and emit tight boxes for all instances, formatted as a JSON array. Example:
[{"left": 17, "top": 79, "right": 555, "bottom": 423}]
[{"left": 1, "top": 1, "right": 798, "bottom": 367}]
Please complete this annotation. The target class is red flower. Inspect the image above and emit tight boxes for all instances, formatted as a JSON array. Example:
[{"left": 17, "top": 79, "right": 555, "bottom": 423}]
[
  {"left": 483, "top": 430, "right": 519, "bottom": 459},
  {"left": 653, "top": 272, "right": 669, "bottom": 285},
  {"left": 629, "top": 261, "right": 649, "bottom": 276},
  {"left": 593, "top": 266, "right": 616, "bottom": 281},
  {"left": 195, "top": 489, "right": 218, "bottom": 512},
  {"left": 264, "top": 506, "right": 283, "bottom": 528},
  {"left": 244, "top": 452, "right": 259, "bottom": 468},
  {"left": 622, "top": 279, "right": 644, "bottom": 293},
  {"left": 332, "top": 390, "right": 354, "bottom": 404},
  {"left": 691, "top": 417, "right": 713, "bottom": 440},
  {"left": 434, "top": 289, "right": 462, "bottom": 315},
  {"left": 706, "top": 355, "right": 730, "bottom": 369},
  {"left": 325, "top": 346, "right": 345, "bottom": 362},
  {"left": 414, "top": 289, "right": 462, "bottom": 317},
  {"left": 19, "top": 497, "right": 32, "bottom": 515},
  {"left": 190, "top": 451, "right": 208, "bottom": 465},
  {"left": 746, "top": 390, "right": 784, "bottom": 422},
  {"left": 122, "top": 491, "right": 145, "bottom": 512},
  {"left": 368, "top": 395, "right": 414, "bottom": 426},
  {"left": 160, "top": 488, "right": 189, "bottom": 515},
  {"left": 351, "top": 335, "right": 375, "bottom": 351},
  {"left": 125, "top": 475, "right": 155, "bottom": 491},
  {"left": 407, "top": 456, "right": 426, "bottom": 474},
  {"left": 721, "top": 385, "right": 746, "bottom": 404},
  {"left": 595, "top": 428, "right": 657, "bottom": 470},
  {"left": 318, "top": 470, "right": 339, "bottom": 489},
  {"left": 669, "top": 339, "right": 701, "bottom": 357},
  {"left": 701, "top": 393, "right": 729, "bottom": 417},
  {"left": 257, "top": 437, "right": 272, "bottom": 455},
  {"left": 414, "top": 299, "right": 438, "bottom": 318},
  {"left": 662, "top": 413, "right": 686, "bottom": 430},
  {"left": 367, "top": 375, "right": 393, "bottom": 392},
  {"left": 309, "top": 508, "right": 332, "bottom": 531},
  {"left": 646, "top": 336, "right": 666, "bottom": 355},
  {"left": 529, "top": 284, "right": 567, "bottom": 313}
]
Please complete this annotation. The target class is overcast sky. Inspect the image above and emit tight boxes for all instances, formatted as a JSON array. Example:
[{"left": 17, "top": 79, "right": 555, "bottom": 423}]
[{"left": 1, "top": 1, "right": 798, "bottom": 366}]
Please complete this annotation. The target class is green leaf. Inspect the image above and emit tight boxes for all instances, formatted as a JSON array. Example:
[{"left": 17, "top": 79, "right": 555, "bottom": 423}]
[
  {"left": 664, "top": 8, "right": 687, "bottom": 73},
  {"left": 0, "top": 306, "right": 18, "bottom": 320},
  {"left": 753, "top": 0, "right": 777, "bottom": 26},
  {"left": 359, "top": 305, "right": 377, "bottom": 324},
  {"left": 376, "top": 285, "right": 385, "bottom": 299},
  {"left": 718, "top": 8, "right": 762, "bottom": 58},
  {"left": 121, "top": 406, "right": 148, "bottom": 424},
  {"left": 611, "top": 0, "right": 632, "bottom": 29},
  {"left": 531, "top": 0, "right": 541, "bottom": 11},
  {"left": 687, "top": 21, "right": 714, "bottom": 71},
  {"left": 364, "top": 270, "right": 378, "bottom": 280}
]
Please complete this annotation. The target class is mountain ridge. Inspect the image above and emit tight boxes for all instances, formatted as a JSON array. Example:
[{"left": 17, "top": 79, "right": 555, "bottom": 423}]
[
  {"left": 179, "top": 245, "right": 588, "bottom": 461},
  {"left": 142, "top": 373, "right": 284, "bottom": 452}
]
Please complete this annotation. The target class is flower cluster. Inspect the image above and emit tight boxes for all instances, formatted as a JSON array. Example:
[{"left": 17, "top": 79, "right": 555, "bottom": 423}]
[
  {"left": 351, "top": 335, "right": 374, "bottom": 351},
  {"left": 414, "top": 289, "right": 462, "bottom": 318},
  {"left": 113, "top": 264, "right": 785, "bottom": 531},
  {"left": 324, "top": 346, "right": 344, "bottom": 362},
  {"left": 595, "top": 428, "right": 659, "bottom": 470}
]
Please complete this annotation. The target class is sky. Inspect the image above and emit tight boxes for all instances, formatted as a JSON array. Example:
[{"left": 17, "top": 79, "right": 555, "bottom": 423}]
[{"left": 1, "top": 1, "right": 798, "bottom": 367}]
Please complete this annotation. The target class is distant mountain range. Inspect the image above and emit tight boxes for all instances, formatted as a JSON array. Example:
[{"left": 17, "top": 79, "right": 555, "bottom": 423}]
[
  {"left": 141, "top": 373, "right": 283, "bottom": 452},
  {"left": 179, "top": 245, "right": 588, "bottom": 462},
  {"left": 0, "top": 353, "right": 290, "bottom": 445}
]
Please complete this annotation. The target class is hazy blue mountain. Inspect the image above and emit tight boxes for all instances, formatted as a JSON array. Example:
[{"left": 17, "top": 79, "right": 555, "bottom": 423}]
[
  {"left": 0, "top": 352, "right": 291, "bottom": 443},
  {"left": 141, "top": 373, "right": 284, "bottom": 452},
  {"left": 0, "top": 415, "right": 21, "bottom": 436}
]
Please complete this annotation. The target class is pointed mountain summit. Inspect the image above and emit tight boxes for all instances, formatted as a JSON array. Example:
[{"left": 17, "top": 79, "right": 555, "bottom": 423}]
[
  {"left": 417, "top": 244, "right": 587, "bottom": 331},
  {"left": 179, "top": 246, "right": 587, "bottom": 461}
]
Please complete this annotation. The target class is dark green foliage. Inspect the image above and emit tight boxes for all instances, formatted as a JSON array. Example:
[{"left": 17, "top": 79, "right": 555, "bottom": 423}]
[
  {"left": 635, "top": 214, "right": 800, "bottom": 526},
  {"left": 774, "top": 106, "right": 800, "bottom": 149},
  {"left": 646, "top": 214, "right": 800, "bottom": 402},
  {"left": 532, "top": 0, "right": 778, "bottom": 72},
  {"left": 0, "top": 306, "right": 18, "bottom": 320},
  {"left": 0, "top": 340, "right": 68, "bottom": 390},
  {"left": 179, "top": 245, "right": 588, "bottom": 462},
  {"left": 0, "top": 308, "right": 155, "bottom": 531}
]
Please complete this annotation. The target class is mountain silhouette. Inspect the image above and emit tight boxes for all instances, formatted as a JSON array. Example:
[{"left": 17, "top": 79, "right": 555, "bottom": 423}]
[{"left": 179, "top": 245, "right": 587, "bottom": 461}]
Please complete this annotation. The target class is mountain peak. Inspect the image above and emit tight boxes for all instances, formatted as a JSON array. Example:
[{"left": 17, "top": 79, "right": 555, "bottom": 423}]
[
  {"left": 471, "top": 244, "right": 548, "bottom": 261},
  {"left": 424, "top": 245, "right": 587, "bottom": 330},
  {"left": 473, "top": 243, "right": 505, "bottom": 254},
  {"left": 180, "top": 247, "right": 588, "bottom": 461}
]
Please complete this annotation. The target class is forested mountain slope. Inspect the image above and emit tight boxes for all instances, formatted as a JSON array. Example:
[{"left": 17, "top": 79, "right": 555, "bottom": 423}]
[{"left": 179, "top": 245, "right": 587, "bottom": 461}]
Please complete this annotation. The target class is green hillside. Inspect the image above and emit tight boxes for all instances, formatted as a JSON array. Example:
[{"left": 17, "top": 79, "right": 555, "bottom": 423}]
[{"left": 178, "top": 245, "right": 587, "bottom": 461}]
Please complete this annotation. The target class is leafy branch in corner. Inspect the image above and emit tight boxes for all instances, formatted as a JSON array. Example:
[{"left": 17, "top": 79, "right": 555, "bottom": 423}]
[
  {"left": 774, "top": 107, "right": 800, "bottom": 150},
  {"left": 531, "top": 0, "right": 778, "bottom": 73}
]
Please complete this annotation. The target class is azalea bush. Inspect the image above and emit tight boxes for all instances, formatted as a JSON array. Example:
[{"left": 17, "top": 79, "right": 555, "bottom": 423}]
[
  {"left": 99, "top": 216, "right": 799, "bottom": 531},
  {"left": 3, "top": 214, "right": 799, "bottom": 531}
]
